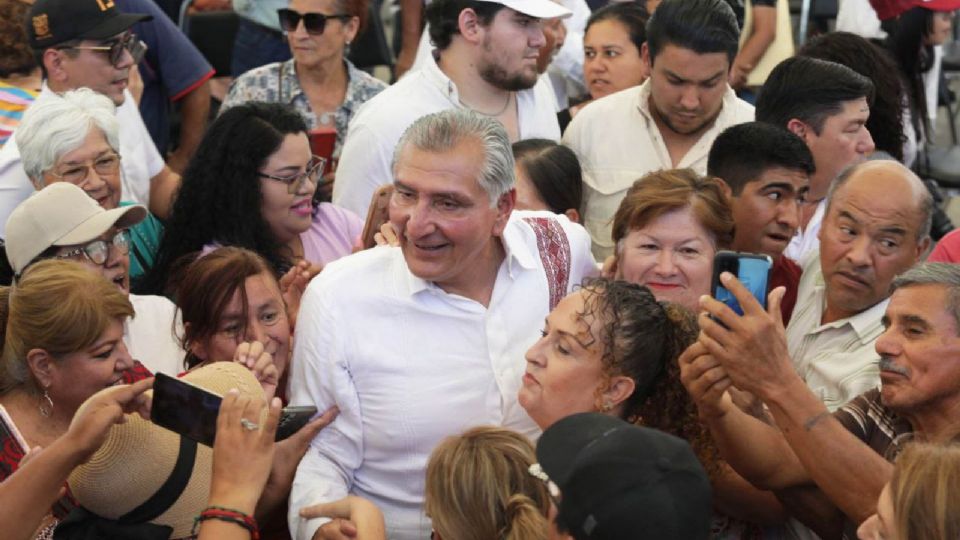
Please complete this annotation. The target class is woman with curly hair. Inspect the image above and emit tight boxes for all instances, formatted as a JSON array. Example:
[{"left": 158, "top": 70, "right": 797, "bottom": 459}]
[
  {"left": 0, "top": 0, "right": 40, "bottom": 148},
  {"left": 142, "top": 102, "right": 362, "bottom": 295},
  {"left": 519, "top": 277, "right": 786, "bottom": 539}
]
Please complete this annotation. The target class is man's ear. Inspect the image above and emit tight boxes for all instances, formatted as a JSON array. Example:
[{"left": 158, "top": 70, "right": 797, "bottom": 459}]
[
  {"left": 786, "top": 118, "right": 809, "bottom": 141},
  {"left": 492, "top": 189, "right": 517, "bottom": 236},
  {"left": 43, "top": 48, "right": 69, "bottom": 84},
  {"left": 718, "top": 180, "right": 733, "bottom": 199},
  {"left": 641, "top": 42, "right": 652, "bottom": 71},
  {"left": 564, "top": 208, "right": 581, "bottom": 224},
  {"left": 458, "top": 8, "right": 484, "bottom": 44},
  {"left": 26, "top": 348, "right": 56, "bottom": 390}
]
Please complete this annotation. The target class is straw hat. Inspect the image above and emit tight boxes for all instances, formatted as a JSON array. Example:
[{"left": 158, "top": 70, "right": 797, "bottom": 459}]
[{"left": 64, "top": 362, "right": 263, "bottom": 539}]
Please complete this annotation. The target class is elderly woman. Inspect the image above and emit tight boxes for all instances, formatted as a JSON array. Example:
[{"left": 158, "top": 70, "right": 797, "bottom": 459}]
[
  {"left": 13, "top": 88, "right": 163, "bottom": 285},
  {"left": 609, "top": 168, "right": 734, "bottom": 312},
  {"left": 0, "top": 260, "right": 144, "bottom": 534},
  {"left": 518, "top": 277, "right": 787, "bottom": 538},
  {"left": 858, "top": 442, "right": 960, "bottom": 540},
  {"left": 144, "top": 102, "right": 362, "bottom": 296},
  {"left": 221, "top": 0, "right": 387, "bottom": 167}
]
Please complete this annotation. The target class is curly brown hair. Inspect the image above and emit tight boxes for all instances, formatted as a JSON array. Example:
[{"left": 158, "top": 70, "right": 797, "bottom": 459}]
[
  {"left": 578, "top": 277, "right": 723, "bottom": 478},
  {"left": 0, "top": 0, "right": 37, "bottom": 78}
]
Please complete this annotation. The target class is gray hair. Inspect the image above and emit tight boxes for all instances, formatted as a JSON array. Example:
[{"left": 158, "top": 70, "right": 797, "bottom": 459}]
[
  {"left": 825, "top": 159, "right": 933, "bottom": 241},
  {"left": 892, "top": 263, "right": 960, "bottom": 334},
  {"left": 15, "top": 88, "right": 120, "bottom": 184},
  {"left": 391, "top": 109, "right": 515, "bottom": 206}
]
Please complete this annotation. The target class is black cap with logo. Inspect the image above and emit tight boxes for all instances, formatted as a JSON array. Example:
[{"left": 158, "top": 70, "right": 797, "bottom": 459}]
[{"left": 28, "top": 0, "right": 152, "bottom": 49}]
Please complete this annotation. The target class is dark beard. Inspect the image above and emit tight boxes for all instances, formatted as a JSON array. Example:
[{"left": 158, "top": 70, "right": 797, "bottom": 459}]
[{"left": 478, "top": 63, "right": 537, "bottom": 92}]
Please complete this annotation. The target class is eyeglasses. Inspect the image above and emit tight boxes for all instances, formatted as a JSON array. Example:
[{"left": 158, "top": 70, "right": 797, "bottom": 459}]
[
  {"left": 60, "top": 33, "right": 148, "bottom": 67},
  {"left": 277, "top": 8, "right": 353, "bottom": 35},
  {"left": 257, "top": 156, "right": 327, "bottom": 194},
  {"left": 49, "top": 153, "right": 122, "bottom": 186},
  {"left": 56, "top": 230, "right": 131, "bottom": 266}
]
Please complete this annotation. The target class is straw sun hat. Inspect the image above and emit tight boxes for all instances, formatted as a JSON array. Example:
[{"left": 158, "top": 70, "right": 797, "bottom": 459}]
[{"left": 57, "top": 362, "right": 263, "bottom": 540}]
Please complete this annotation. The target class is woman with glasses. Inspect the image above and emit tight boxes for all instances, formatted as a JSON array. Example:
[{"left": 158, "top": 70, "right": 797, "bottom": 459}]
[
  {"left": 143, "top": 101, "right": 363, "bottom": 296},
  {"left": 12, "top": 88, "right": 163, "bottom": 288},
  {"left": 221, "top": 0, "right": 387, "bottom": 195}
]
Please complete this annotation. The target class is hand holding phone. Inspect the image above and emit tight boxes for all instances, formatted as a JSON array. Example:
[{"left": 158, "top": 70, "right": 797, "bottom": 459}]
[{"left": 711, "top": 251, "right": 772, "bottom": 316}]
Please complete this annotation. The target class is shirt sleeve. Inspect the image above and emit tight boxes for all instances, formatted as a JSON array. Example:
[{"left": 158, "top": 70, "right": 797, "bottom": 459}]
[
  {"left": 832, "top": 390, "right": 874, "bottom": 442},
  {"left": 555, "top": 213, "right": 599, "bottom": 290},
  {"left": 333, "top": 121, "right": 395, "bottom": 217},
  {"left": 124, "top": 0, "right": 215, "bottom": 99},
  {"left": 287, "top": 278, "right": 365, "bottom": 540}
]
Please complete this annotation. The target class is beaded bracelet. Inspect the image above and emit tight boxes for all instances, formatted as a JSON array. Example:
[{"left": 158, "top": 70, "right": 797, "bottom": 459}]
[{"left": 191, "top": 505, "right": 260, "bottom": 540}]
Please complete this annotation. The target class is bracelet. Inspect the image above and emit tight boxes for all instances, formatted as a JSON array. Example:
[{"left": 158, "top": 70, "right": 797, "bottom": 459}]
[{"left": 192, "top": 506, "right": 260, "bottom": 539}]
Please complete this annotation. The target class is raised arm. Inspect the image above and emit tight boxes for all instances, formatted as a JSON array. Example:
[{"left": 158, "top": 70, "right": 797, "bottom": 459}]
[{"left": 698, "top": 273, "right": 892, "bottom": 523}]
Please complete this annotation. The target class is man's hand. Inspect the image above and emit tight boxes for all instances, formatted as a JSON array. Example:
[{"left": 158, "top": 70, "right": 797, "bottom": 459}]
[
  {"left": 696, "top": 273, "right": 795, "bottom": 399},
  {"left": 729, "top": 60, "right": 751, "bottom": 90},
  {"left": 311, "top": 519, "right": 359, "bottom": 540},
  {"left": 678, "top": 341, "right": 734, "bottom": 422},
  {"left": 301, "top": 496, "right": 385, "bottom": 539}
]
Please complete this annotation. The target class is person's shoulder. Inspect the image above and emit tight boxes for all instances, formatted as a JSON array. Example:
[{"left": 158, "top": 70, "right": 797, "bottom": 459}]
[
  {"left": 128, "top": 293, "right": 177, "bottom": 316},
  {"left": 349, "top": 70, "right": 442, "bottom": 122},
  {"left": 314, "top": 246, "right": 403, "bottom": 291},
  {"left": 576, "top": 86, "right": 641, "bottom": 119},
  {"left": 233, "top": 62, "right": 284, "bottom": 86},
  {"left": 347, "top": 62, "right": 389, "bottom": 94},
  {"left": 508, "top": 210, "right": 590, "bottom": 247},
  {"left": 723, "top": 89, "right": 756, "bottom": 122}
]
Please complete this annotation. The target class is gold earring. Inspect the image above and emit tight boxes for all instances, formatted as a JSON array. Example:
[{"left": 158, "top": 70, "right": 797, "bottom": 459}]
[{"left": 39, "top": 389, "right": 54, "bottom": 417}]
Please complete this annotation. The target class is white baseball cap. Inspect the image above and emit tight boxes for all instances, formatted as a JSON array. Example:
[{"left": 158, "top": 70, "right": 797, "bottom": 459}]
[
  {"left": 479, "top": 0, "right": 572, "bottom": 19},
  {"left": 5, "top": 183, "right": 146, "bottom": 275}
]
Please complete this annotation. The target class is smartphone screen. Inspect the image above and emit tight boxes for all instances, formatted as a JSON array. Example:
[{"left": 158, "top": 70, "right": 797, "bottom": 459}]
[
  {"left": 151, "top": 373, "right": 222, "bottom": 447},
  {"left": 712, "top": 251, "right": 773, "bottom": 315}
]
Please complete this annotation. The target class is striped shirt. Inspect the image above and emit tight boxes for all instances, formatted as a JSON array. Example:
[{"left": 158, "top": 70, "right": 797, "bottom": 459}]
[
  {"left": 0, "top": 82, "right": 37, "bottom": 149},
  {"left": 834, "top": 388, "right": 914, "bottom": 460}
]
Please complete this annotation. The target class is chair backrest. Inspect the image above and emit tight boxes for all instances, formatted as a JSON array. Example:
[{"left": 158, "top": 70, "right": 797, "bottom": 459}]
[
  {"left": 181, "top": 5, "right": 240, "bottom": 76},
  {"left": 347, "top": 2, "right": 394, "bottom": 69}
]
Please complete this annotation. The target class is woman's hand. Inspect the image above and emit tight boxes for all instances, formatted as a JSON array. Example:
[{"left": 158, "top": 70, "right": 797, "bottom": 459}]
[
  {"left": 208, "top": 390, "right": 282, "bottom": 514},
  {"left": 280, "top": 260, "right": 323, "bottom": 330},
  {"left": 63, "top": 378, "right": 154, "bottom": 463},
  {"left": 300, "top": 496, "right": 385, "bottom": 540},
  {"left": 372, "top": 222, "right": 399, "bottom": 247},
  {"left": 234, "top": 341, "right": 279, "bottom": 400}
]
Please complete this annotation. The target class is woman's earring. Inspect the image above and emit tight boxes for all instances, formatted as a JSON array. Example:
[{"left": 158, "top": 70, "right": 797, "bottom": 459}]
[
  {"left": 39, "top": 388, "right": 54, "bottom": 417},
  {"left": 601, "top": 400, "right": 613, "bottom": 412},
  {"left": 344, "top": 40, "right": 352, "bottom": 56}
]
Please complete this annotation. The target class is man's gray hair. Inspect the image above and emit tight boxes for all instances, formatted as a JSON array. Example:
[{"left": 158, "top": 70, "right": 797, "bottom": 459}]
[
  {"left": 16, "top": 88, "right": 120, "bottom": 184},
  {"left": 391, "top": 109, "right": 515, "bottom": 206},
  {"left": 825, "top": 159, "right": 933, "bottom": 241},
  {"left": 892, "top": 263, "right": 960, "bottom": 333}
]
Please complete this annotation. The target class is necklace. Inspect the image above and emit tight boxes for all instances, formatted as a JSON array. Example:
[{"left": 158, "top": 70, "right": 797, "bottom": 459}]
[{"left": 458, "top": 92, "right": 512, "bottom": 117}]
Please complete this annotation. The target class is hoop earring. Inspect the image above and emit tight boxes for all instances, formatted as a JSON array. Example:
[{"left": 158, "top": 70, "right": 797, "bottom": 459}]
[{"left": 39, "top": 390, "right": 54, "bottom": 418}]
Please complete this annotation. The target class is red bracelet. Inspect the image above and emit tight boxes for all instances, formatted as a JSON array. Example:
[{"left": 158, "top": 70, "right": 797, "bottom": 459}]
[{"left": 192, "top": 506, "right": 260, "bottom": 539}]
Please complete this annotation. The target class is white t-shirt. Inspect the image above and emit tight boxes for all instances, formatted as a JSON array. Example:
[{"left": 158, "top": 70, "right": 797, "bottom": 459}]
[
  {"left": 333, "top": 49, "right": 561, "bottom": 217},
  {"left": 0, "top": 85, "right": 164, "bottom": 237},
  {"left": 288, "top": 211, "right": 597, "bottom": 540},
  {"left": 126, "top": 294, "right": 185, "bottom": 377}
]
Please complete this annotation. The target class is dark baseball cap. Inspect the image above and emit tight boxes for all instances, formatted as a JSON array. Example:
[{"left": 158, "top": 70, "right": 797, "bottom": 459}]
[
  {"left": 28, "top": 0, "right": 152, "bottom": 49},
  {"left": 536, "top": 413, "right": 713, "bottom": 540}
]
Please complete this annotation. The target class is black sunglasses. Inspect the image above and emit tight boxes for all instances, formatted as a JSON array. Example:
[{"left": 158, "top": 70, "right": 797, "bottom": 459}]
[{"left": 277, "top": 8, "right": 352, "bottom": 35}]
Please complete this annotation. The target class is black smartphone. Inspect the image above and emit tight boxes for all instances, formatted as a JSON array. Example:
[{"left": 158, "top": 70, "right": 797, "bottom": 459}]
[
  {"left": 275, "top": 406, "right": 318, "bottom": 442},
  {"left": 711, "top": 251, "right": 773, "bottom": 315},
  {"left": 151, "top": 372, "right": 222, "bottom": 447}
]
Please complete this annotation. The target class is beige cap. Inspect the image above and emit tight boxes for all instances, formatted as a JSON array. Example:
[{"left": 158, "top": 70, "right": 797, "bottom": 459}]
[{"left": 4, "top": 183, "right": 147, "bottom": 275}]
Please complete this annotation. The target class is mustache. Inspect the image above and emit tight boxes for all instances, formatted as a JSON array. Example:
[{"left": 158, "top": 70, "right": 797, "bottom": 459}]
[{"left": 879, "top": 356, "right": 910, "bottom": 377}]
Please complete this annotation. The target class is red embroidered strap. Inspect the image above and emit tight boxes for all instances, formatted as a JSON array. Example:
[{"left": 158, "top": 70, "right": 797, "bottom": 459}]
[{"left": 523, "top": 217, "right": 571, "bottom": 310}]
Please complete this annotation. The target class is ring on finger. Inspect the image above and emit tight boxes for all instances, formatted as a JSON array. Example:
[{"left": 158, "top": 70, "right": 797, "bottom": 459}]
[{"left": 240, "top": 418, "right": 259, "bottom": 431}]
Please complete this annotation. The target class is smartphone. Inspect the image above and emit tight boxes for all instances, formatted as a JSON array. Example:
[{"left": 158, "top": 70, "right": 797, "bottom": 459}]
[
  {"left": 0, "top": 404, "right": 28, "bottom": 458},
  {"left": 275, "top": 406, "right": 318, "bottom": 441},
  {"left": 151, "top": 372, "right": 222, "bottom": 447},
  {"left": 151, "top": 373, "right": 320, "bottom": 445},
  {"left": 360, "top": 184, "right": 394, "bottom": 249},
  {"left": 308, "top": 128, "right": 337, "bottom": 176},
  {"left": 711, "top": 251, "right": 773, "bottom": 316}
]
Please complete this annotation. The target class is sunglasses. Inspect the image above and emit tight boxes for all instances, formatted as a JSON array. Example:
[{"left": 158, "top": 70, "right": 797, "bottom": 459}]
[
  {"left": 277, "top": 8, "right": 352, "bottom": 35},
  {"left": 60, "top": 33, "right": 148, "bottom": 67}
]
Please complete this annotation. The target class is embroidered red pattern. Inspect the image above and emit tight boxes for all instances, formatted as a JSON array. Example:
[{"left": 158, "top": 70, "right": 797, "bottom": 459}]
[{"left": 523, "top": 217, "right": 571, "bottom": 310}]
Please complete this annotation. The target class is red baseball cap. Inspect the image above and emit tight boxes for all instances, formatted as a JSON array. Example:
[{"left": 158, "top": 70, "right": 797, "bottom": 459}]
[{"left": 870, "top": 0, "right": 960, "bottom": 20}]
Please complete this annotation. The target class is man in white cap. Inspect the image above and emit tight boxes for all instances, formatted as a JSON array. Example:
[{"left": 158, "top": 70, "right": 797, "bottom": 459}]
[
  {"left": 4, "top": 182, "right": 183, "bottom": 376},
  {"left": 332, "top": 0, "right": 570, "bottom": 217}
]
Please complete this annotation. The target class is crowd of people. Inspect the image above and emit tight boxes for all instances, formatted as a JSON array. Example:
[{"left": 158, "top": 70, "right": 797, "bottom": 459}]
[{"left": 2, "top": 0, "right": 960, "bottom": 538}]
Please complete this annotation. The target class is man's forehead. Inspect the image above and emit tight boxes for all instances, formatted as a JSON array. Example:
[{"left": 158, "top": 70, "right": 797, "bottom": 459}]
[
  {"left": 887, "top": 285, "right": 951, "bottom": 324},
  {"left": 831, "top": 166, "right": 924, "bottom": 228}
]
